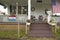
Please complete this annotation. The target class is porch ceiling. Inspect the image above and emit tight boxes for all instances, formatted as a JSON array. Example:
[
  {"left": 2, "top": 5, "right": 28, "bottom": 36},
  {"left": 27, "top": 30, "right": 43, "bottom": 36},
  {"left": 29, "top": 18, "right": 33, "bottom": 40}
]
[
  {"left": 0, "top": 0, "right": 51, "bottom": 6},
  {"left": 32, "top": 0, "right": 51, "bottom": 5},
  {"left": 0, "top": 0, "right": 28, "bottom": 6}
]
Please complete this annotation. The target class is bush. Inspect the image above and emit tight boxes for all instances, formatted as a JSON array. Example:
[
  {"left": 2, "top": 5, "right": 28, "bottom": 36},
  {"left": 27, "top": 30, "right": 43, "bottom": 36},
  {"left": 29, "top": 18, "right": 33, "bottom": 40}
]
[{"left": 55, "top": 28, "right": 60, "bottom": 38}]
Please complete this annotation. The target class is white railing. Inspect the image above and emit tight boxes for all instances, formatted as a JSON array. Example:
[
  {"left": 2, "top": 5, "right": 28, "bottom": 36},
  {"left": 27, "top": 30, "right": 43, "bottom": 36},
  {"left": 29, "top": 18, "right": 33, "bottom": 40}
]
[{"left": 0, "top": 15, "right": 27, "bottom": 23}]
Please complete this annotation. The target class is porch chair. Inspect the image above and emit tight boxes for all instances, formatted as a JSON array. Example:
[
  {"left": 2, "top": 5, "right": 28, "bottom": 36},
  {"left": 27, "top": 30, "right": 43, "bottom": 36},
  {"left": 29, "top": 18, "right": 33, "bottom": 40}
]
[
  {"left": 38, "top": 15, "right": 43, "bottom": 22},
  {"left": 31, "top": 15, "right": 35, "bottom": 22}
]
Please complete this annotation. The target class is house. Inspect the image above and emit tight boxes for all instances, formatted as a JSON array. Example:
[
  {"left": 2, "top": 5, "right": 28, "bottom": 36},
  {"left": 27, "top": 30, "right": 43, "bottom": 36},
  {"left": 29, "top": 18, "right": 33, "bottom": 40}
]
[{"left": 0, "top": 0, "right": 60, "bottom": 40}]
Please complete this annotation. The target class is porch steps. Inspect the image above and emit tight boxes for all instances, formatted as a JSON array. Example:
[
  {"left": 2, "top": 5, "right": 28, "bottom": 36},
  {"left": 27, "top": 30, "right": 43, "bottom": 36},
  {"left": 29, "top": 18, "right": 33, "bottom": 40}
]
[{"left": 29, "top": 23, "right": 54, "bottom": 38}]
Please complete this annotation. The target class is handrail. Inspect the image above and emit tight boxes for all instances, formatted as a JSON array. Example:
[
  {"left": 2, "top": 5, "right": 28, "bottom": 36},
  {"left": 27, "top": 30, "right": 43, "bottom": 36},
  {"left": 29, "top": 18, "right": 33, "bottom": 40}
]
[{"left": 48, "top": 18, "right": 57, "bottom": 33}]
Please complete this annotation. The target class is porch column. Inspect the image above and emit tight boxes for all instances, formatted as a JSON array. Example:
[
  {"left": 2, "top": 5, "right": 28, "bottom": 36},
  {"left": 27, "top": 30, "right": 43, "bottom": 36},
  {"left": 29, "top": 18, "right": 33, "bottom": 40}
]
[
  {"left": 8, "top": 6, "right": 10, "bottom": 15},
  {"left": 16, "top": 2, "right": 18, "bottom": 16},
  {"left": 28, "top": 0, "right": 31, "bottom": 20},
  {"left": 25, "top": 0, "right": 31, "bottom": 34}
]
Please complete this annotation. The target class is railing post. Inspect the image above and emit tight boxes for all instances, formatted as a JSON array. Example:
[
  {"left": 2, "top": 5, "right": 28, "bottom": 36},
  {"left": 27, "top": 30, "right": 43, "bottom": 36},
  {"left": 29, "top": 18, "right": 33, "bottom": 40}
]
[
  {"left": 26, "top": 22, "right": 28, "bottom": 34},
  {"left": 18, "top": 22, "right": 20, "bottom": 38},
  {"left": 26, "top": 22, "right": 30, "bottom": 34},
  {"left": 55, "top": 20, "right": 57, "bottom": 33}
]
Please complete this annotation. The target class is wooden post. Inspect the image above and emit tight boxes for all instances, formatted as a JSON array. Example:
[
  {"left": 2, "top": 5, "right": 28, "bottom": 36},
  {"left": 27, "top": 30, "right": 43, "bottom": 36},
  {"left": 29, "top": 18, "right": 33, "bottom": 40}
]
[
  {"left": 16, "top": 2, "right": 20, "bottom": 38},
  {"left": 26, "top": 23, "right": 28, "bottom": 34},
  {"left": 55, "top": 21, "right": 57, "bottom": 33},
  {"left": 18, "top": 22, "right": 20, "bottom": 38},
  {"left": 26, "top": 22, "right": 30, "bottom": 34}
]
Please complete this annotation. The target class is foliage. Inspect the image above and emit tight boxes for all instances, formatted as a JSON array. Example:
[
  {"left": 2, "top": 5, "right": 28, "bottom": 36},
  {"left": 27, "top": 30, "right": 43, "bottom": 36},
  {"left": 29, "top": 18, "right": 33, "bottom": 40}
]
[
  {"left": 55, "top": 28, "right": 60, "bottom": 38},
  {"left": 20, "top": 29, "right": 28, "bottom": 38}
]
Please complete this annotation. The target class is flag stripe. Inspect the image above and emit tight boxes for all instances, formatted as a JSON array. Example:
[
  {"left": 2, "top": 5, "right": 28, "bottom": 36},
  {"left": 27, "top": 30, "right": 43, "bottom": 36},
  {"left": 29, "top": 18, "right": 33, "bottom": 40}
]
[
  {"left": 52, "top": 0, "right": 60, "bottom": 14},
  {"left": 52, "top": 0, "right": 56, "bottom": 5}
]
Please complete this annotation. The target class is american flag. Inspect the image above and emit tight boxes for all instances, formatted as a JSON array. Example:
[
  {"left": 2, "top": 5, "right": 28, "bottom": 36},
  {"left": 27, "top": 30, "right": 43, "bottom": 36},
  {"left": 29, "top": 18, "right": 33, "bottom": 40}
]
[
  {"left": 52, "top": 0, "right": 60, "bottom": 15},
  {"left": 8, "top": 15, "right": 16, "bottom": 21}
]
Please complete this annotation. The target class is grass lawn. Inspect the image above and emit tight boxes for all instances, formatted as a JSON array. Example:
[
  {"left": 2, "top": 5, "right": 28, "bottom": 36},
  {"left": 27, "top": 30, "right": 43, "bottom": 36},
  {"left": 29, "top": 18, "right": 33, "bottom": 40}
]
[
  {"left": 20, "top": 29, "right": 28, "bottom": 38},
  {"left": 0, "top": 24, "right": 28, "bottom": 38},
  {"left": 0, "top": 30, "right": 27, "bottom": 38},
  {"left": 0, "top": 30, "right": 18, "bottom": 38}
]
